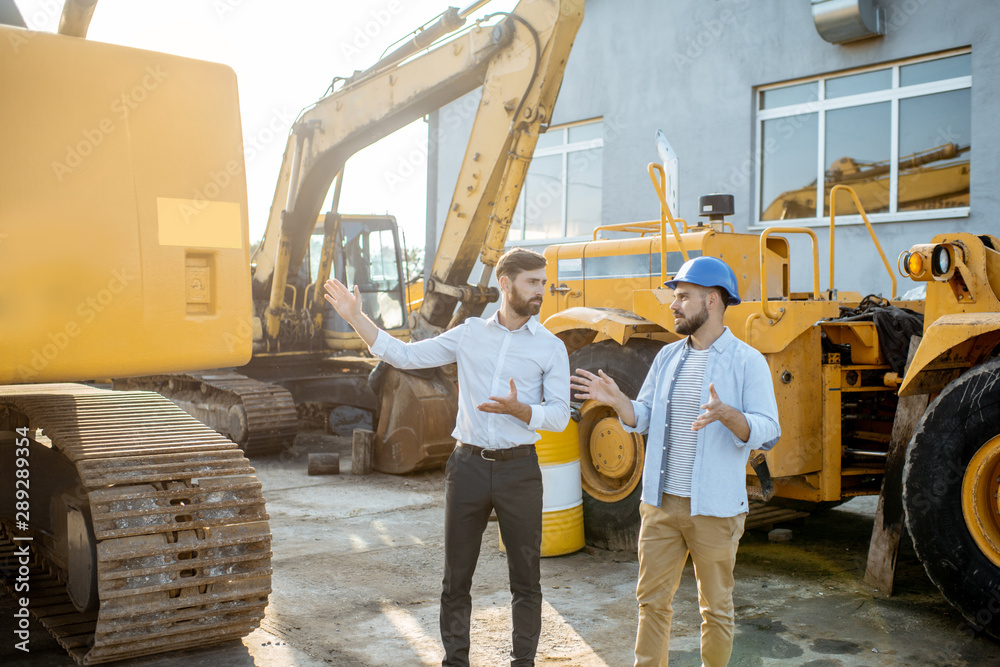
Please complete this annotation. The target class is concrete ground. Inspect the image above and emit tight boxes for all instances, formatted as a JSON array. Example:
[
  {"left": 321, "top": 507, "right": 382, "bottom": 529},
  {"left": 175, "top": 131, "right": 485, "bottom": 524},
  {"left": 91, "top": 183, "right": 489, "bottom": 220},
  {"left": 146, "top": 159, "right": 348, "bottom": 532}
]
[{"left": 4, "top": 430, "right": 999, "bottom": 667}]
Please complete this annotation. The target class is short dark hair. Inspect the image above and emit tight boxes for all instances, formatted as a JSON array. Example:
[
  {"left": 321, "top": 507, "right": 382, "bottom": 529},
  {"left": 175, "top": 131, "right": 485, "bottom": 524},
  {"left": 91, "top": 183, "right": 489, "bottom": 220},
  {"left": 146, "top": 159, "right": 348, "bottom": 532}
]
[
  {"left": 680, "top": 282, "right": 728, "bottom": 311},
  {"left": 702, "top": 285, "right": 729, "bottom": 311},
  {"left": 496, "top": 247, "right": 546, "bottom": 281}
]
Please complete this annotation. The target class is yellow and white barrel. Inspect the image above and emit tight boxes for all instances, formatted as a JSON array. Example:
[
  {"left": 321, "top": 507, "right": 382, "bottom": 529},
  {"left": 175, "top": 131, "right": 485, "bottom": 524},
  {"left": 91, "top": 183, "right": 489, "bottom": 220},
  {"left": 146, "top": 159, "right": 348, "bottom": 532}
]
[
  {"left": 537, "top": 421, "right": 585, "bottom": 556},
  {"left": 500, "top": 421, "right": 585, "bottom": 557}
]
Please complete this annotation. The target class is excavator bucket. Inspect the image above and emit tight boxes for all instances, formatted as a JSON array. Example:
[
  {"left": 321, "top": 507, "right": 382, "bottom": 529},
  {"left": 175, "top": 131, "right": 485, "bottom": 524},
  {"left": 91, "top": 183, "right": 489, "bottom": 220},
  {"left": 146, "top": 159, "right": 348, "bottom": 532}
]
[{"left": 372, "top": 366, "right": 459, "bottom": 474}]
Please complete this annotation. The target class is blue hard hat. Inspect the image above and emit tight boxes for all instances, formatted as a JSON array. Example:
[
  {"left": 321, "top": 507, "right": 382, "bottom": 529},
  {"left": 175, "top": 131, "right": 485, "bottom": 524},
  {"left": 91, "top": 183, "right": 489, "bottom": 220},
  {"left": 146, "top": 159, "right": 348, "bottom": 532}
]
[{"left": 664, "top": 256, "right": 741, "bottom": 306}]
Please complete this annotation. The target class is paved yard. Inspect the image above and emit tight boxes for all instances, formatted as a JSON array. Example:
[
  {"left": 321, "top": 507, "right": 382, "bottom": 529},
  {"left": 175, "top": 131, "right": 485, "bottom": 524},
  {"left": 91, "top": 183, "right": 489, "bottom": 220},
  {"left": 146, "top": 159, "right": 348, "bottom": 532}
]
[{"left": 4, "top": 431, "right": 998, "bottom": 666}]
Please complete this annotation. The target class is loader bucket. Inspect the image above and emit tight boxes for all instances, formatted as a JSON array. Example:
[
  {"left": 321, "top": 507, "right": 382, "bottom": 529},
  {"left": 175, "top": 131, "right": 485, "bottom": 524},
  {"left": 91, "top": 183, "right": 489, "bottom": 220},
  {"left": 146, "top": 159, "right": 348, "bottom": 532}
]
[{"left": 372, "top": 366, "right": 459, "bottom": 473}]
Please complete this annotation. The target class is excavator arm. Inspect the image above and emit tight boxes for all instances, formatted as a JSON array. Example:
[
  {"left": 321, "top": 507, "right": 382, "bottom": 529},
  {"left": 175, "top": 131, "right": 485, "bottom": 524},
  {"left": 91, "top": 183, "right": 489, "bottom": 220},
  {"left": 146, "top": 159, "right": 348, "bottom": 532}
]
[
  {"left": 252, "top": 0, "right": 583, "bottom": 345},
  {"left": 419, "top": 0, "right": 584, "bottom": 333},
  {"left": 252, "top": 13, "right": 510, "bottom": 339},
  {"left": 250, "top": 0, "right": 582, "bottom": 473}
]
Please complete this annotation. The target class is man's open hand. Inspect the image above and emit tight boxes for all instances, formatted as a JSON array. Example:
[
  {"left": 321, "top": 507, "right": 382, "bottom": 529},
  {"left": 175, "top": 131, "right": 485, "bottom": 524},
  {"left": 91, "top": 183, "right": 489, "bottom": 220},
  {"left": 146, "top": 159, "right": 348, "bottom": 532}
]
[
  {"left": 570, "top": 368, "right": 623, "bottom": 405},
  {"left": 570, "top": 368, "right": 636, "bottom": 427},
  {"left": 692, "top": 382, "right": 750, "bottom": 442},
  {"left": 478, "top": 378, "right": 532, "bottom": 424},
  {"left": 323, "top": 278, "right": 362, "bottom": 322}
]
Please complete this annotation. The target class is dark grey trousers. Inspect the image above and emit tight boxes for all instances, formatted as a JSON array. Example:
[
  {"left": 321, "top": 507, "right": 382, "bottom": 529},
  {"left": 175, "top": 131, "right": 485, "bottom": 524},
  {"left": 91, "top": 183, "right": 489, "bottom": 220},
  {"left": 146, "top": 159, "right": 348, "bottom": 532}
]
[{"left": 440, "top": 444, "right": 543, "bottom": 667}]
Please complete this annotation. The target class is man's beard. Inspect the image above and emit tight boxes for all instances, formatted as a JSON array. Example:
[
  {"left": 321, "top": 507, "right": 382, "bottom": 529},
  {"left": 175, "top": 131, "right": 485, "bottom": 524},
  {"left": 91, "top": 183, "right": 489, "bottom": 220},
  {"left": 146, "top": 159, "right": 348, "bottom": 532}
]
[
  {"left": 509, "top": 287, "right": 542, "bottom": 317},
  {"left": 674, "top": 302, "right": 708, "bottom": 335}
]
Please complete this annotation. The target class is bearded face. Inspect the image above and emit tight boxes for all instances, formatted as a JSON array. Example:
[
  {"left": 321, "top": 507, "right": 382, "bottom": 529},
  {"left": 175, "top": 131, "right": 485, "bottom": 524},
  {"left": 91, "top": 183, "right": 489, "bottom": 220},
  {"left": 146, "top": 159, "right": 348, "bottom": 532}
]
[
  {"left": 508, "top": 282, "right": 543, "bottom": 317},
  {"left": 673, "top": 299, "right": 709, "bottom": 335},
  {"left": 670, "top": 284, "right": 711, "bottom": 335},
  {"left": 503, "top": 268, "right": 546, "bottom": 317}
]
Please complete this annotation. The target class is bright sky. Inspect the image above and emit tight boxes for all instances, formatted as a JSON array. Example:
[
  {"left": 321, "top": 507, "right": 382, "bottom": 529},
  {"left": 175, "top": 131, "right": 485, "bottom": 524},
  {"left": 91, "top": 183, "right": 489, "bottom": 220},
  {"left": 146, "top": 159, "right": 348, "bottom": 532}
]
[{"left": 15, "top": 0, "right": 515, "bottom": 253}]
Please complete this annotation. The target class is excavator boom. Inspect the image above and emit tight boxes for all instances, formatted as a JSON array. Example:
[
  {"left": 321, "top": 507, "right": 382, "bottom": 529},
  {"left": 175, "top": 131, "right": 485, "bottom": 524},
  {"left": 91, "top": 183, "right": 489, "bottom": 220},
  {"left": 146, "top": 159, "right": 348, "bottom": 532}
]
[
  {"left": 253, "top": 0, "right": 584, "bottom": 342},
  {"left": 253, "top": 10, "right": 512, "bottom": 330},
  {"left": 238, "top": 0, "right": 583, "bottom": 473}
]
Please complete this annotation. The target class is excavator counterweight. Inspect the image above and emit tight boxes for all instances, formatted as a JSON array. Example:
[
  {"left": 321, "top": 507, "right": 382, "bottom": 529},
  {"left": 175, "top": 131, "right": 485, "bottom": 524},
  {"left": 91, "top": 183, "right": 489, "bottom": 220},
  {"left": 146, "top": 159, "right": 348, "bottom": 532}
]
[{"left": 1, "top": 7, "right": 270, "bottom": 662}]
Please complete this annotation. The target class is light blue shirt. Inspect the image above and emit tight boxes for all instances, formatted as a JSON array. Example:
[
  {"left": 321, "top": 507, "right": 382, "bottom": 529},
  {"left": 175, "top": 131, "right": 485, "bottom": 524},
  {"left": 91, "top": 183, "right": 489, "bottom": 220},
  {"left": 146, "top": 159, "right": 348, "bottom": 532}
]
[
  {"left": 624, "top": 327, "right": 781, "bottom": 517},
  {"left": 370, "top": 313, "right": 571, "bottom": 449}
]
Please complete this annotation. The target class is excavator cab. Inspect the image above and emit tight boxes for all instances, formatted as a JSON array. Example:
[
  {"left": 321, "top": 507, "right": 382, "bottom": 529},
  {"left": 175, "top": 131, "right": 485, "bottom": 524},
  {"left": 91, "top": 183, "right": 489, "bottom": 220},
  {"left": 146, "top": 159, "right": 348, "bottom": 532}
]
[{"left": 314, "top": 214, "right": 410, "bottom": 350}]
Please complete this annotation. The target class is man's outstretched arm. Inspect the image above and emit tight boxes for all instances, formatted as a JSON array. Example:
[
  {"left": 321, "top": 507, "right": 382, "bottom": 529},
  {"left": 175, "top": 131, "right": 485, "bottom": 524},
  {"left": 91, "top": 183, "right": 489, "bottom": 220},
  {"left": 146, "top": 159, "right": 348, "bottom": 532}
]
[{"left": 324, "top": 278, "right": 460, "bottom": 370}]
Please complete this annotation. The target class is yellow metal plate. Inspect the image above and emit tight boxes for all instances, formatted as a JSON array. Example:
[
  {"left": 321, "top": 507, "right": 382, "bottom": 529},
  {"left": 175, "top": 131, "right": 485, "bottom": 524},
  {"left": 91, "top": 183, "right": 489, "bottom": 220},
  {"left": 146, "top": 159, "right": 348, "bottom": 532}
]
[
  {"left": 899, "top": 313, "right": 1000, "bottom": 396},
  {"left": 157, "top": 198, "right": 243, "bottom": 249}
]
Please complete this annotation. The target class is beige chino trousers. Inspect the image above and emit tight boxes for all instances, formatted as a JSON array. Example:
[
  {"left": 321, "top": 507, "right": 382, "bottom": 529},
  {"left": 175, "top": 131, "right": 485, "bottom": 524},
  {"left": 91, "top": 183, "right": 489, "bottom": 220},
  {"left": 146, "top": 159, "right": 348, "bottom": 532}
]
[{"left": 633, "top": 494, "right": 746, "bottom": 667}]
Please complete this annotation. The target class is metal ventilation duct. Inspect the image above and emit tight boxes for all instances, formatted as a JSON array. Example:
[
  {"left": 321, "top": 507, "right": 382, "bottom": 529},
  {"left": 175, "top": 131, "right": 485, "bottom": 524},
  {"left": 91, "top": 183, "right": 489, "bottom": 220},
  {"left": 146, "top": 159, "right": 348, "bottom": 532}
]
[{"left": 811, "top": 0, "right": 884, "bottom": 44}]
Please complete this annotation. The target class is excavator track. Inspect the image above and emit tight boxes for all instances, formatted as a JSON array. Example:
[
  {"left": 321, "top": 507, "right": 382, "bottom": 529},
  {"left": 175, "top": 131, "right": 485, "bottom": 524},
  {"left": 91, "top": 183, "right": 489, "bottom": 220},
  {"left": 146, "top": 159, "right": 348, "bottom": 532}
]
[
  {"left": 116, "top": 371, "right": 298, "bottom": 457},
  {"left": 0, "top": 384, "right": 271, "bottom": 665}
]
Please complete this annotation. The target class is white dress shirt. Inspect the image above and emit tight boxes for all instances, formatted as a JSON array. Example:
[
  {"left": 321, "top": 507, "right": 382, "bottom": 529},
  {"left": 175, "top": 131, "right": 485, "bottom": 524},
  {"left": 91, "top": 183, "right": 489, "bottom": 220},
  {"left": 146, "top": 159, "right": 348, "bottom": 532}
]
[{"left": 369, "top": 313, "right": 571, "bottom": 449}]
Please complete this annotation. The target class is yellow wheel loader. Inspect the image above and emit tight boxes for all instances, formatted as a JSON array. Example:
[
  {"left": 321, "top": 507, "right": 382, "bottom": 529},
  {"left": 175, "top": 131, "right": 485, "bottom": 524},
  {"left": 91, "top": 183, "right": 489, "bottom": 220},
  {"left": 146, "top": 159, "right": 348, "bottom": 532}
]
[{"left": 540, "top": 158, "right": 1000, "bottom": 637}]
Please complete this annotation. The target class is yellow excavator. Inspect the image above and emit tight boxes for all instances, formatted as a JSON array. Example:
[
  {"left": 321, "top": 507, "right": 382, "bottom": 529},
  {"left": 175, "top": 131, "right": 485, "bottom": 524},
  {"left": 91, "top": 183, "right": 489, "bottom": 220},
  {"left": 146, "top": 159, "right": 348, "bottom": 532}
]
[
  {"left": 124, "top": 0, "right": 584, "bottom": 473},
  {"left": 1, "top": 1, "right": 270, "bottom": 663}
]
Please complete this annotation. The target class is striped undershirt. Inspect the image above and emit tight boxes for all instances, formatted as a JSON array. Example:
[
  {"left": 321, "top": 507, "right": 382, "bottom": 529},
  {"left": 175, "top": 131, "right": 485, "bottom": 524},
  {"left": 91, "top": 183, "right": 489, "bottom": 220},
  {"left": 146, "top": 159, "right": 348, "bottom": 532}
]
[{"left": 662, "top": 346, "right": 710, "bottom": 497}]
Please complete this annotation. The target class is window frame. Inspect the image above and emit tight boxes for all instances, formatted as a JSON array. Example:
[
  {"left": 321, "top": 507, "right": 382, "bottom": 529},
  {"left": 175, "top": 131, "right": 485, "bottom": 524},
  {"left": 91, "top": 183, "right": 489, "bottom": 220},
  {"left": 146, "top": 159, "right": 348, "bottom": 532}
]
[
  {"left": 510, "top": 118, "right": 604, "bottom": 242},
  {"left": 752, "top": 49, "right": 971, "bottom": 230}
]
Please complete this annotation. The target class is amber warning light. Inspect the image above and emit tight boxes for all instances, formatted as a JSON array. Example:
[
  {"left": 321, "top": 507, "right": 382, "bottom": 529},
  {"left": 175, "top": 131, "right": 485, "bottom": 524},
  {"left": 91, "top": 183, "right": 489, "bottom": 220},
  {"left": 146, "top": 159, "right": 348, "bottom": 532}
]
[{"left": 898, "top": 243, "right": 957, "bottom": 281}]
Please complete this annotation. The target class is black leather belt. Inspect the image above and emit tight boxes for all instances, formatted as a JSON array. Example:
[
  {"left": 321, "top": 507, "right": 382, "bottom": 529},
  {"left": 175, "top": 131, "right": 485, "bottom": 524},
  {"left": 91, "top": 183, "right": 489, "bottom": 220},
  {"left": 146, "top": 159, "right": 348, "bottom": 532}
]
[{"left": 457, "top": 441, "right": 535, "bottom": 462}]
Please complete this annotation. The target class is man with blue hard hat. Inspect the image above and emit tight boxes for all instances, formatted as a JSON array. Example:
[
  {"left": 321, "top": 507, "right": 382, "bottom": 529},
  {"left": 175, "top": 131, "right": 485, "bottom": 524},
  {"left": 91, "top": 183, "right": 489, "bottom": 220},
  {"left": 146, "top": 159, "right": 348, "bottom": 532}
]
[{"left": 572, "top": 255, "right": 780, "bottom": 667}]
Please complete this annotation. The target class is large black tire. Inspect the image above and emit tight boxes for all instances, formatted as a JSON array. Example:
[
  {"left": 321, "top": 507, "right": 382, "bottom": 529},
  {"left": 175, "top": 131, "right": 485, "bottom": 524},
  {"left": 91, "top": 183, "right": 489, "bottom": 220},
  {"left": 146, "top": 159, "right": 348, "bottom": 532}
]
[
  {"left": 902, "top": 356, "right": 1000, "bottom": 638},
  {"left": 570, "top": 339, "right": 664, "bottom": 551}
]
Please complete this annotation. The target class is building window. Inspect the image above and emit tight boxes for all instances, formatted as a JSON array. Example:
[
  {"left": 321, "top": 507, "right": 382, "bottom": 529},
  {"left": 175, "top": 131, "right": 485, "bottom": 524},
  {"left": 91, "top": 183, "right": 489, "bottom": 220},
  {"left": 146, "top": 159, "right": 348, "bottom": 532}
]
[
  {"left": 755, "top": 50, "right": 971, "bottom": 225},
  {"left": 509, "top": 119, "right": 603, "bottom": 241}
]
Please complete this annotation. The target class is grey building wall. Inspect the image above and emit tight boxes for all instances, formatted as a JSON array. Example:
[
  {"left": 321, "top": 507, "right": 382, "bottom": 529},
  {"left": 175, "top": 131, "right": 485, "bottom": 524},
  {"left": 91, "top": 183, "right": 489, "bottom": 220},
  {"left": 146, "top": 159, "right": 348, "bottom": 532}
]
[{"left": 428, "top": 0, "right": 999, "bottom": 297}]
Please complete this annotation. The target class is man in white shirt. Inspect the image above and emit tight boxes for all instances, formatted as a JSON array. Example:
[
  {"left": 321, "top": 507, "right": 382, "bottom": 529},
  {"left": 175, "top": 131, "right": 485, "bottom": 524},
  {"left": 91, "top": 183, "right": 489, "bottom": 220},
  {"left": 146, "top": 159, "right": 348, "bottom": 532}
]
[
  {"left": 571, "top": 256, "right": 780, "bottom": 667},
  {"left": 324, "top": 248, "right": 570, "bottom": 667}
]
